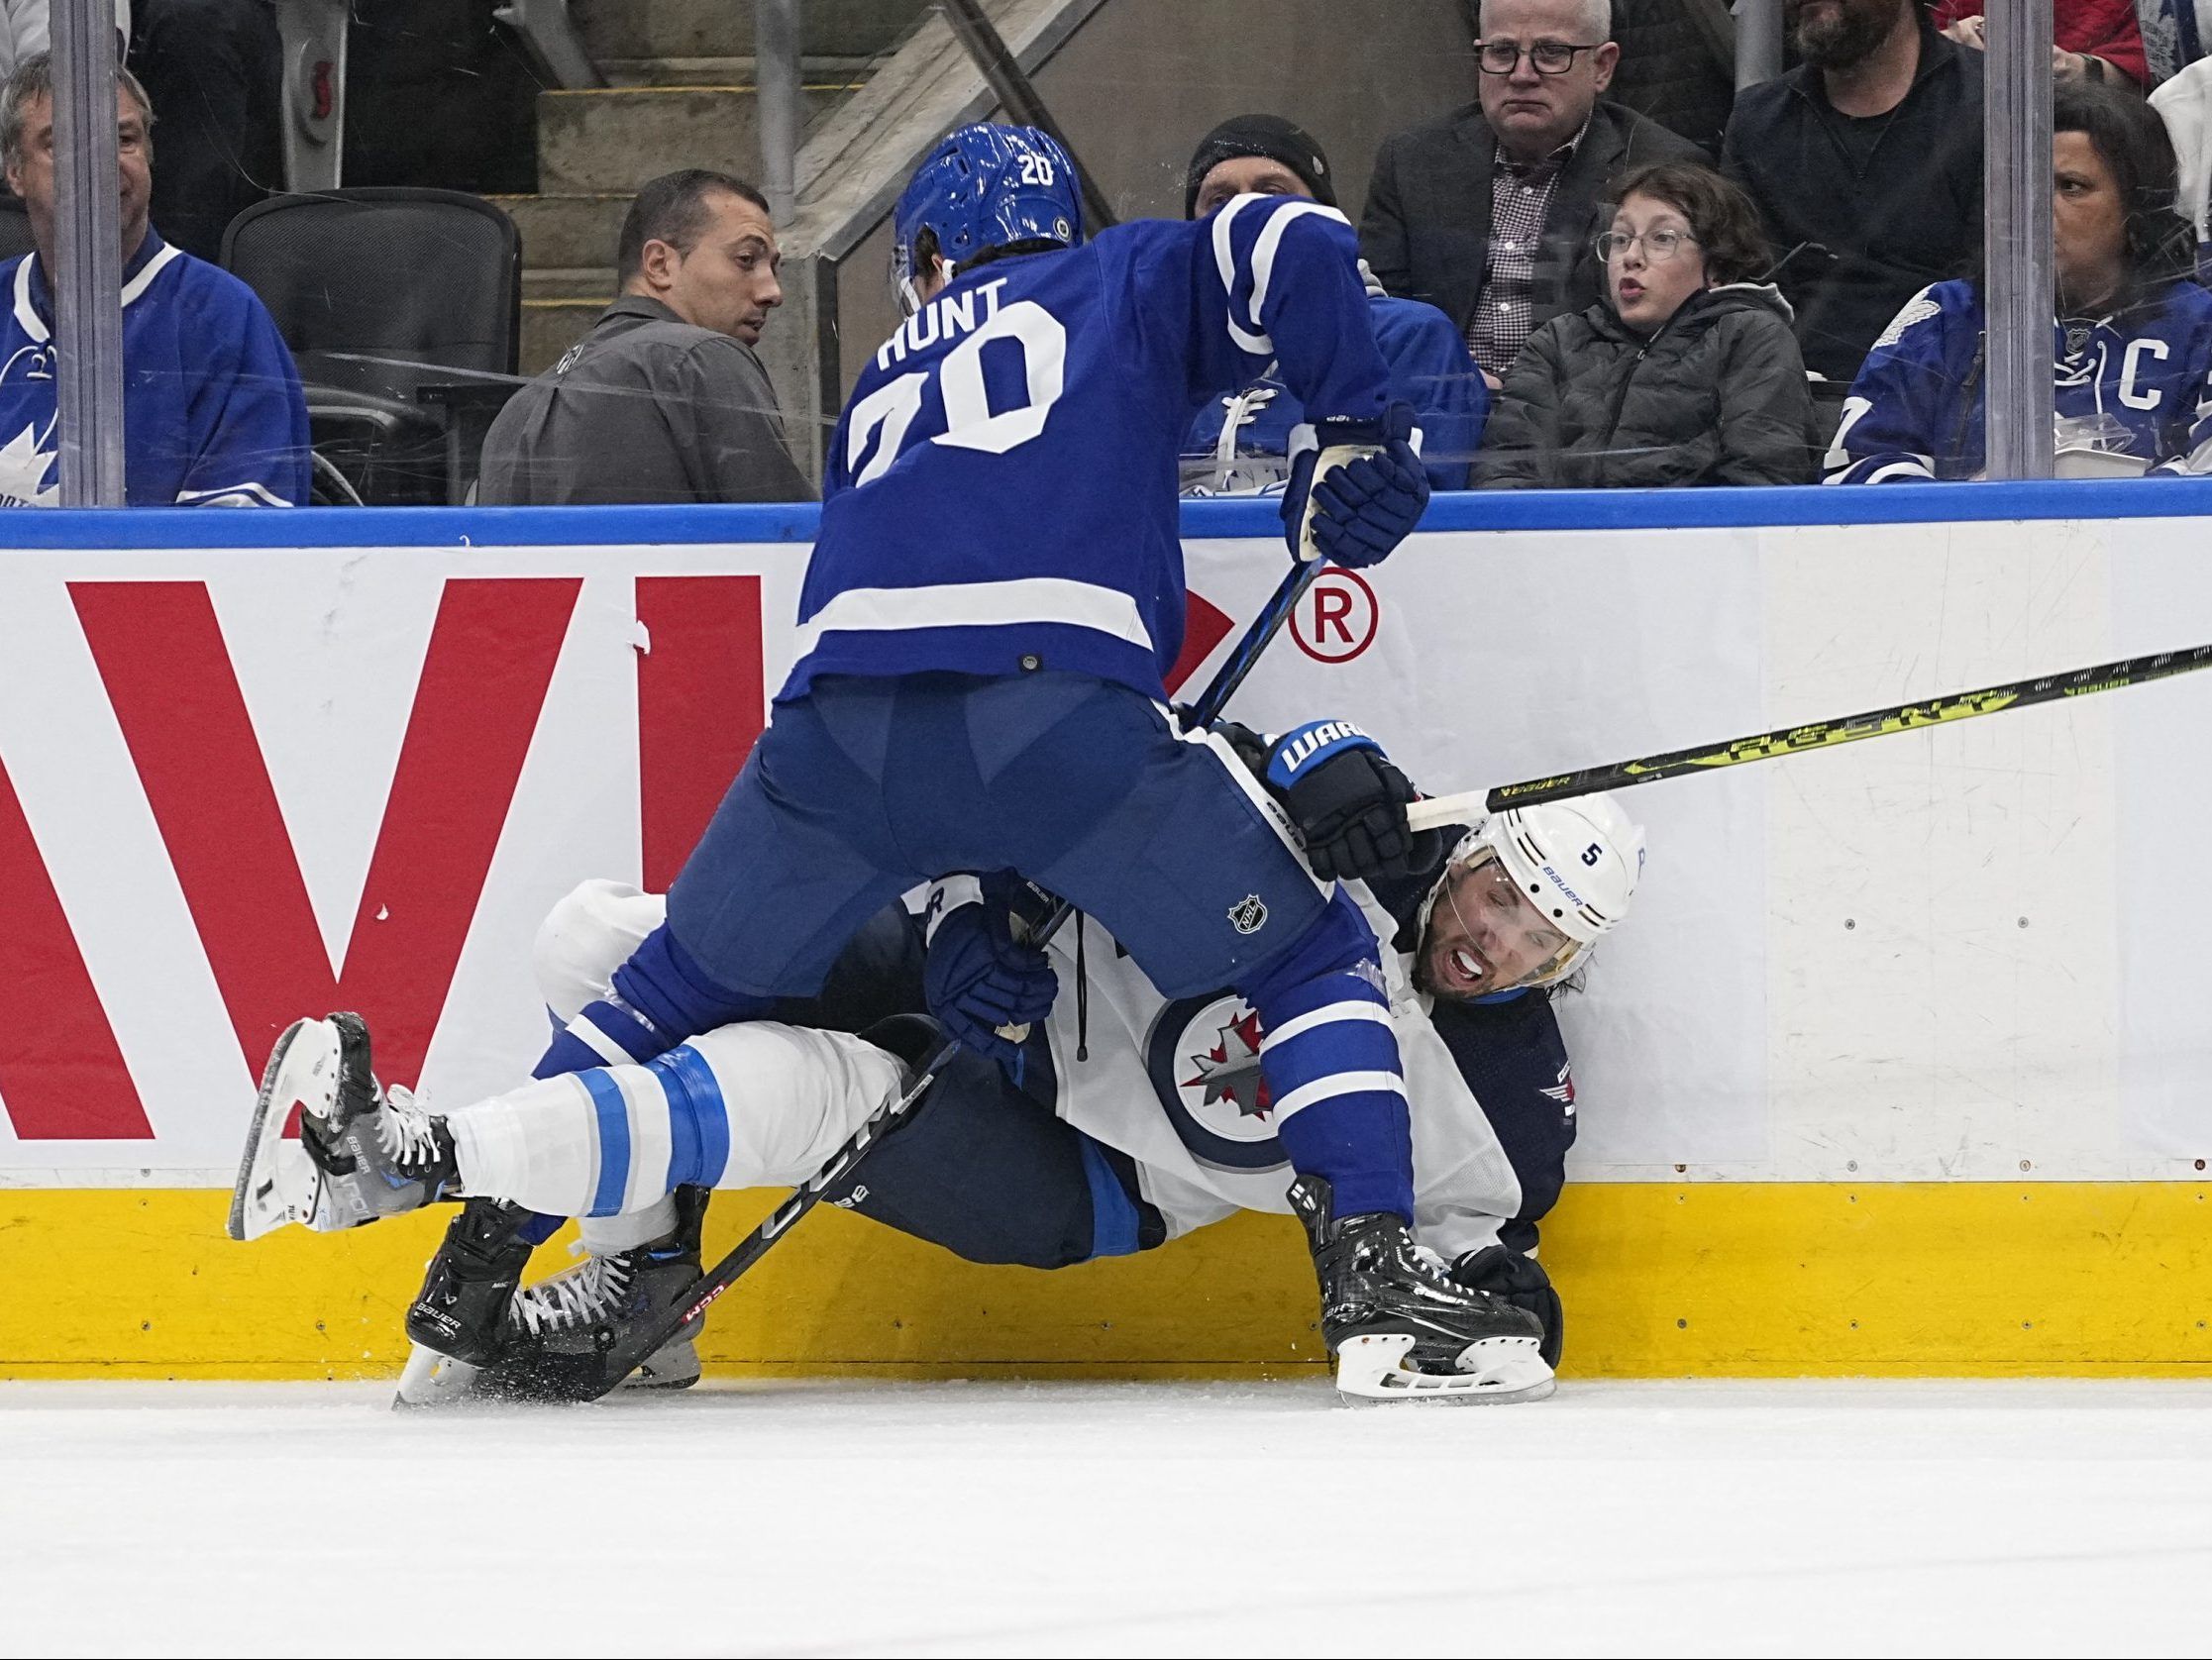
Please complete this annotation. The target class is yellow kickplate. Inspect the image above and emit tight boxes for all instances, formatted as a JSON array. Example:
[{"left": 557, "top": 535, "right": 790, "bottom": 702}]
[{"left": 4, "top": 1183, "right": 2209, "bottom": 1379}]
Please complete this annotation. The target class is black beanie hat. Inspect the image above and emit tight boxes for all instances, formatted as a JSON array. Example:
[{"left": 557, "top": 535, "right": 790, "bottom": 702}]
[{"left": 1183, "top": 115, "right": 1336, "bottom": 218}]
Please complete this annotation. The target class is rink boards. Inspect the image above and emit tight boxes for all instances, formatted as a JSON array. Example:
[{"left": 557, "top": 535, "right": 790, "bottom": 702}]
[{"left": 5, "top": 482, "right": 2212, "bottom": 1377}]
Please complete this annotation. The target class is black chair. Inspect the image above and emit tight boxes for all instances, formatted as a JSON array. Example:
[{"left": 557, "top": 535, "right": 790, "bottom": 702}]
[
  {"left": 0, "top": 197, "right": 35, "bottom": 263},
  {"left": 221, "top": 188, "right": 522, "bottom": 504}
]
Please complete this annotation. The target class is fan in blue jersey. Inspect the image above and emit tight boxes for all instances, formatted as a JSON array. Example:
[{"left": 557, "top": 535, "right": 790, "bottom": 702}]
[
  {"left": 1828, "top": 78, "right": 2212, "bottom": 484},
  {"left": 1176, "top": 114, "right": 1486, "bottom": 494},
  {"left": 0, "top": 56, "right": 309, "bottom": 507},
  {"left": 259, "top": 123, "right": 1539, "bottom": 1396}
]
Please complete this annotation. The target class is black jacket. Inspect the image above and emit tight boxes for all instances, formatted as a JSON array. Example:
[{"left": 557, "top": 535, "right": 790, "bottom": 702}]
[
  {"left": 1720, "top": 7, "right": 1984, "bottom": 385},
  {"left": 1359, "top": 98, "right": 1704, "bottom": 344},
  {"left": 1609, "top": 0, "right": 1738, "bottom": 156},
  {"left": 1471, "top": 283, "right": 1824, "bottom": 489}
]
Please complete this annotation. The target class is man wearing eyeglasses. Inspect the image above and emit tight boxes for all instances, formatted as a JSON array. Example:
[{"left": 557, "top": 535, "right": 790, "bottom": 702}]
[{"left": 1360, "top": 0, "right": 1700, "bottom": 387}]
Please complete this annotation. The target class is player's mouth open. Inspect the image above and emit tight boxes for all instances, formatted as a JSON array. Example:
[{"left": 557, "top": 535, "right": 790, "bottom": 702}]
[{"left": 1444, "top": 944, "right": 1489, "bottom": 990}]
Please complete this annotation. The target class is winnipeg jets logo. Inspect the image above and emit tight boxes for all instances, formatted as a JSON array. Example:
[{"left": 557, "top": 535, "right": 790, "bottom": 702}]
[
  {"left": 1227, "top": 894, "right": 1268, "bottom": 935},
  {"left": 1184, "top": 1006, "right": 1272, "bottom": 1121},
  {"left": 1146, "top": 992, "right": 1286, "bottom": 1171},
  {"left": 1538, "top": 1063, "right": 1576, "bottom": 1116}
]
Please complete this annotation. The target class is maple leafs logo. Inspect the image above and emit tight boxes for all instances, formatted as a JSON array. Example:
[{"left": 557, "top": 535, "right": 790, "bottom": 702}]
[
  {"left": 1183, "top": 1005, "right": 1272, "bottom": 1120},
  {"left": 0, "top": 420, "right": 57, "bottom": 507}
]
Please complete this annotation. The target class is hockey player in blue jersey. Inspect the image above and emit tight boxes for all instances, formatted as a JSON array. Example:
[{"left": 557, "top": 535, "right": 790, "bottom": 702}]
[
  {"left": 0, "top": 55, "right": 309, "bottom": 507},
  {"left": 1828, "top": 78, "right": 2212, "bottom": 484},
  {"left": 254, "top": 122, "right": 1543, "bottom": 1395},
  {"left": 235, "top": 790, "right": 1646, "bottom": 1403},
  {"left": 1176, "top": 115, "right": 1487, "bottom": 493}
]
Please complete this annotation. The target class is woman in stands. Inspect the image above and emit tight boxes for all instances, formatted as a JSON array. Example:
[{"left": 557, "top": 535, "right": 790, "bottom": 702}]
[
  {"left": 1471, "top": 160, "right": 1823, "bottom": 489},
  {"left": 1830, "top": 78, "right": 2212, "bottom": 483}
]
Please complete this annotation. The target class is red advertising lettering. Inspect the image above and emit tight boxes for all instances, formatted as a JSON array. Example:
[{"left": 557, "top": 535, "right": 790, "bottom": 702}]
[
  {"left": 636, "top": 575, "right": 766, "bottom": 891},
  {"left": 72, "top": 577, "right": 580, "bottom": 1089}
]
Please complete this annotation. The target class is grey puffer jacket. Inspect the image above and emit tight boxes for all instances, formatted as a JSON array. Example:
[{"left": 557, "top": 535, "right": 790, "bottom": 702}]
[{"left": 1471, "top": 283, "right": 1824, "bottom": 489}]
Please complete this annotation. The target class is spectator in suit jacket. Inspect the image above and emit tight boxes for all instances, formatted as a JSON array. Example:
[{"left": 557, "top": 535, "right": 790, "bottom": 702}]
[{"left": 1360, "top": 0, "right": 1702, "bottom": 386}]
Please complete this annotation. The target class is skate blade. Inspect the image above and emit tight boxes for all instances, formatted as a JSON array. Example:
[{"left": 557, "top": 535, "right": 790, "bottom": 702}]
[
  {"left": 226, "top": 1017, "right": 339, "bottom": 1242},
  {"left": 1332, "top": 1332, "right": 1557, "bottom": 1405},
  {"left": 392, "top": 1343, "right": 487, "bottom": 1410}
]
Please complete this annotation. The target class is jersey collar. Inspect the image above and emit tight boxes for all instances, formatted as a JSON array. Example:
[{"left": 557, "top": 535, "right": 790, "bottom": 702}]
[{"left": 13, "top": 229, "right": 182, "bottom": 345}]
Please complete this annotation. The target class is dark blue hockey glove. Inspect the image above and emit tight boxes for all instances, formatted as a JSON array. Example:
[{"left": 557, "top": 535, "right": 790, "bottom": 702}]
[
  {"left": 1280, "top": 401, "right": 1429, "bottom": 569},
  {"left": 1453, "top": 1245, "right": 1563, "bottom": 1369},
  {"left": 1264, "top": 717, "right": 1435, "bottom": 883},
  {"left": 923, "top": 885, "right": 1057, "bottom": 1070}
]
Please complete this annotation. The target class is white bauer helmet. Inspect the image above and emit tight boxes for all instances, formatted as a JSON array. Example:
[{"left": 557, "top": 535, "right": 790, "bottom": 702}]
[{"left": 1420, "top": 792, "right": 1647, "bottom": 990}]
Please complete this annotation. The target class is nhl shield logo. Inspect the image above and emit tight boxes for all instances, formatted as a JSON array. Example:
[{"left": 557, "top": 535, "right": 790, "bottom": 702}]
[{"left": 1226, "top": 893, "right": 1268, "bottom": 935}]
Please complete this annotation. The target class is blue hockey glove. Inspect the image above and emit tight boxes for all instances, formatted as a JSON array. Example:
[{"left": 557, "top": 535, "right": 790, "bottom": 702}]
[
  {"left": 1280, "top": 401, "right": 1429, "bottom": 569},
  {"left": 923, "top": 879, "right": 1057, "bottom": 1070},
  {"left": 1265, "top": 717, "right": 1431, "bottom": 883}
]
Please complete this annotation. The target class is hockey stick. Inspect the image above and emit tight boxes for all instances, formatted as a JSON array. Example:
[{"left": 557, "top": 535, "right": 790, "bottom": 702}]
[{"left": 1404, "top": 641, "right": 2212, "bottom": 833}]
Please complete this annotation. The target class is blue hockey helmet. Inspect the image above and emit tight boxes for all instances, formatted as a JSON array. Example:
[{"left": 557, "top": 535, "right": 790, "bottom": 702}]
[{"left": 892, "top": 124, "right": 1084, "bottom": 310}]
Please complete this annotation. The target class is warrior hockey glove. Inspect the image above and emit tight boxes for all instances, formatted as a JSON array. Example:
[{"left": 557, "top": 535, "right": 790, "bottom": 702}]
[
  {"left": 1265, "top": 718, "right": 1428, "bottom": 882},
  {"left": 1281, "top": 400, "right": 1428, "bottom": 569},
  {"left": 923, "top": 876, "right": 1058, "bottom": 1070}
]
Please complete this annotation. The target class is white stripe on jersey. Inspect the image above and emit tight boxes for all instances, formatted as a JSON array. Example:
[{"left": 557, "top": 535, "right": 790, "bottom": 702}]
[
  {"left": 1210, "top": 195, "right": 1354, "bottom": 357},
  {"left": 1259, "top": 999, "right": 1393, "bottom": 1051},
  {"left": 792, "top": 576, "right": 1155, "bottom": 660},
  {"left": 1271, "top": 1068, "right": 1410, "bottom": 1121}
]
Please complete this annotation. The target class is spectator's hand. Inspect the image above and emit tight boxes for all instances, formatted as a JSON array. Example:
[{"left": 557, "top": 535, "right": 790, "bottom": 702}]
[
  {"left": 1944, "top": 15, "right": 1986, "bottom": 48},
  {"left": 2054, "top": 47, "right": 2092, "bottom": 78},
  {"left": 1481, "top": 368, "right": 1504, "bottom": 393}
]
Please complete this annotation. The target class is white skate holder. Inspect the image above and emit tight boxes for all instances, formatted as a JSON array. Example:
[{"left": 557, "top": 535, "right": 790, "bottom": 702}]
[{"left": 1332, "top": 1332, "right": 1556, "bottom": 1404}]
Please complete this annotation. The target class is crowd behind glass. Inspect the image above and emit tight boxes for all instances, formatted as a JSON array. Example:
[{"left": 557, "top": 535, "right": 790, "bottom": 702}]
[{"left": 5, "top": 0, "right": 2212, "bottom": 508}]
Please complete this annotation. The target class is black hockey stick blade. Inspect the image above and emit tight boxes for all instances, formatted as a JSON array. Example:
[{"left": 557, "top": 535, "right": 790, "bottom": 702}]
[
  {"left": 497, "top": 1036, "right": 960, "bottom": 1404},
  {"left": 1407, "top": 641, "right": 2212, "bottom": 830}
]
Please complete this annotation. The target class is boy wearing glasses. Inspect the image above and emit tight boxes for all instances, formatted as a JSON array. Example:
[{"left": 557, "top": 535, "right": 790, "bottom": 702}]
[{"left": 1361, "top": 0, "right": 1700, "bottom": 386}]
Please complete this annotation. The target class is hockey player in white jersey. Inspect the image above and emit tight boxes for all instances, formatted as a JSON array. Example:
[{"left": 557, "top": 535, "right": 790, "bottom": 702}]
[{"left": 234, "top": 779, "right": 1642, "bottom": 1404}]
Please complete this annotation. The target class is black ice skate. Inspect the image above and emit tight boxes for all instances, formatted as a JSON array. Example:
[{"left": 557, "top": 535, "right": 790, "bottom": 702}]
[
  {"left": 481, "top": 1186, "right": 712, "bottom": 1401},
  {"left": 228, "top": 1012, "right": 458, "bottom": 1241},
  {"left": 393, "top": 1191, "right": 709, "bottom": 1407},
  {"left": 1289, "top": 1175, "right": 1554, "bottom": 1403}
]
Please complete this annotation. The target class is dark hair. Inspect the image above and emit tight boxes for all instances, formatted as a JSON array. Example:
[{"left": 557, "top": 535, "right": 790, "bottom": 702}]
[
  {"left": 1604, "top": 159, "right": 1771, "bottom": 286},
  {"left": 616, "top": 168, "right": 771, "bottom": 283},
  {"left": 2054, "top": 76, "right": 2194, "bottom": 291}
]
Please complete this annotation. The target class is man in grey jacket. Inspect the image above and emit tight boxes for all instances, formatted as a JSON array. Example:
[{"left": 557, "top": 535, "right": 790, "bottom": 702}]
[
  {"left": 1360, "top": 0, "right": 1702, "bottom": 385},
  {"left": 478, "top": 168, "right": 811, "bottom": 505}
]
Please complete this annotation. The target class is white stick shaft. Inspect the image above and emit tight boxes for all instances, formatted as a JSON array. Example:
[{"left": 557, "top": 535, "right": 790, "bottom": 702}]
[{"left": 1407, "top": 789, "right": 1491, "bottom": 834}]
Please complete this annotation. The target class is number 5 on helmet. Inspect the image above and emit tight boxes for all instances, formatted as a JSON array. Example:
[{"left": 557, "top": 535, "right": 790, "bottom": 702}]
[{"left": 1280, "top": 401, "right": 1428, "bottom": 568}]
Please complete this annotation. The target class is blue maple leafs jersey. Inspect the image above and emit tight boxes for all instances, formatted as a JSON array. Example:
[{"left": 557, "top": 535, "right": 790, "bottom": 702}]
[
  {"left": 783, "top": 196, "right": 1393, "bottom": 700},
  {"left": 1182, "top": 292, "right": 1487, "bottom": 494},
  {"left": 1827, "top": 276, "right": 2212, "bottom": 482},
  {"left": 0, "top": 233, "right": 310, "bottom": 507}
]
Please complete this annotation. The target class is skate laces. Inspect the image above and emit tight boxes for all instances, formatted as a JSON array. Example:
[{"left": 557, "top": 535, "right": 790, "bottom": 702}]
[
  {"left": 509, "top": 1252, "right": 637, "bottom": 1337},
  {"left": 375, "top": 1086, "right": 445, "bottom": 1174}
]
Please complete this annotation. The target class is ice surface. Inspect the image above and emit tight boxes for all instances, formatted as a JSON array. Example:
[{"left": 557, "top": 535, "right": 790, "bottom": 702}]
[{"left": 4, "top": 1378, "right": 2210, "bottom": 1657}]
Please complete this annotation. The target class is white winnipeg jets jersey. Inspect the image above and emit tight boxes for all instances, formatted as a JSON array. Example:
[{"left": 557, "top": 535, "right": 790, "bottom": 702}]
[{"left": 1038, "top": 886, "right": 1540, "bottom": 1259}]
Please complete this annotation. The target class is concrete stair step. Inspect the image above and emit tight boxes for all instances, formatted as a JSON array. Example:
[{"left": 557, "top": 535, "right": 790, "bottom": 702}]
[
  {"left": 537, "top": 84, "right": 842, "bottom": 195},
  {"left": 492, "top": 192, "right": 632, "bottom": 271},
  {"left": 523, "top": 266, "right": 617, "bottom": 301},
  {"left": 599, "top": 53, "right": 878, "bottom": 88},
  {"left": 572, "top": 0, "right": 929, "bottom": 63},
  {"left": 521, "top": 298, "right": 603, "bottom": 376}
]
